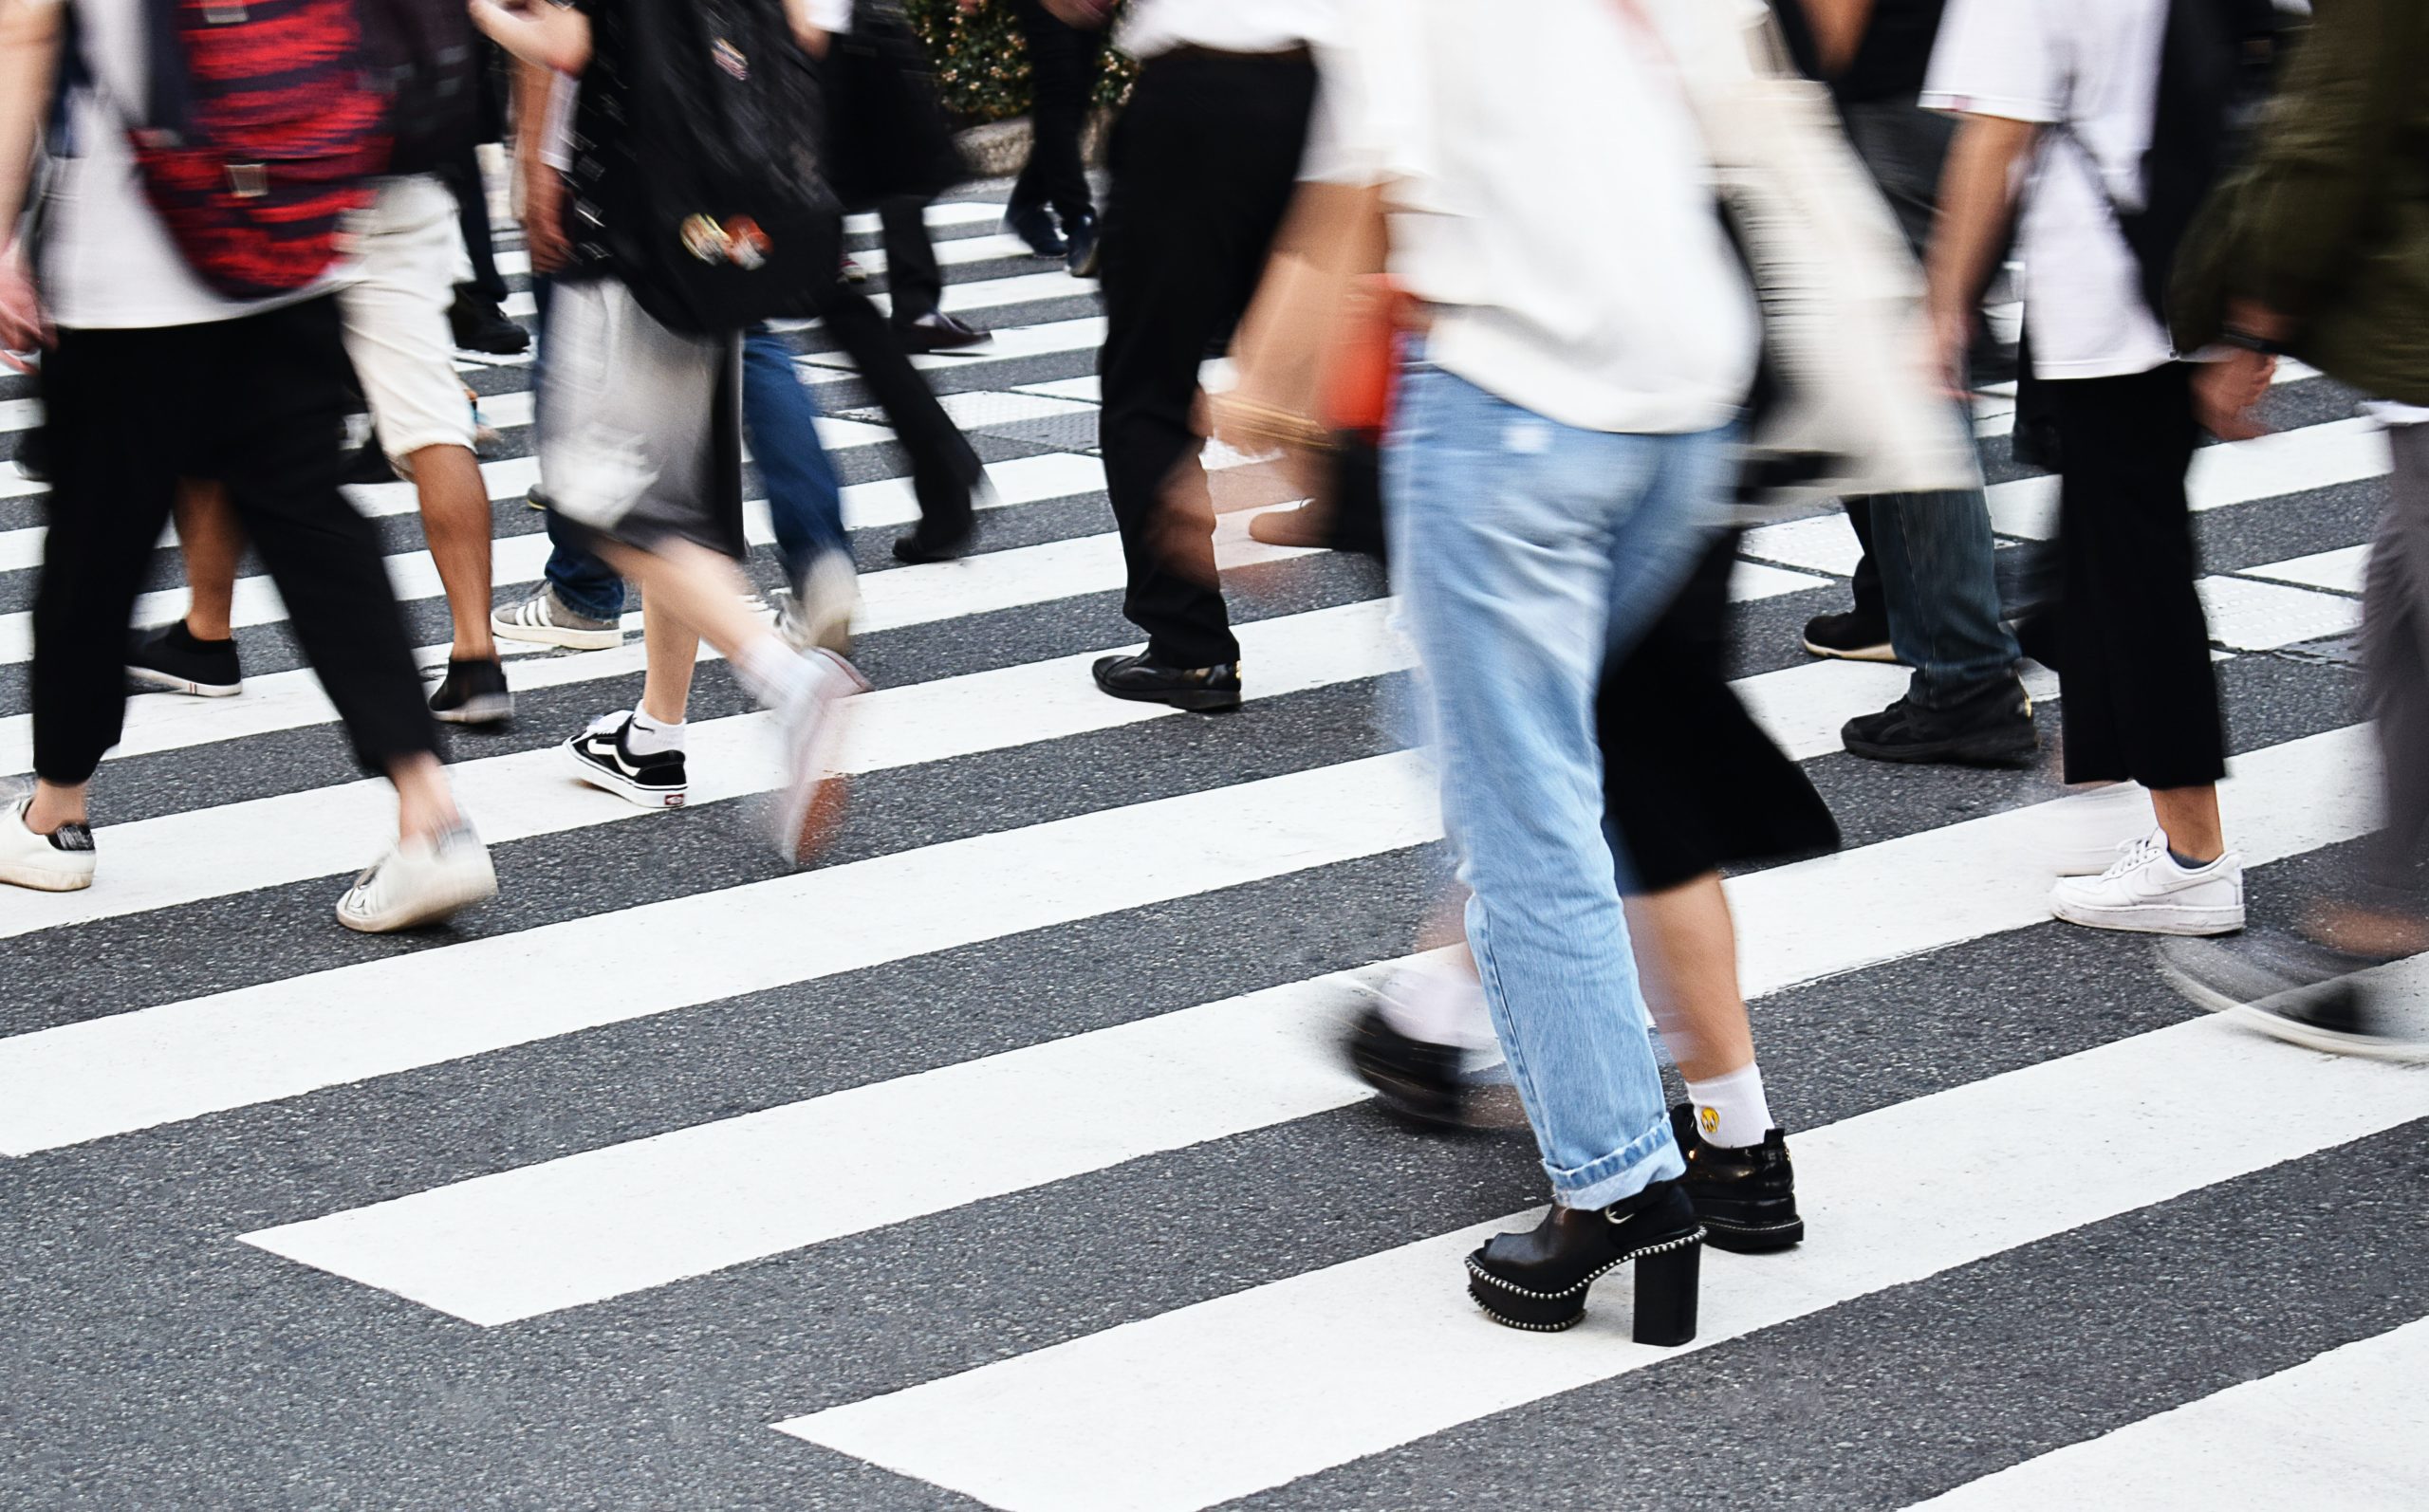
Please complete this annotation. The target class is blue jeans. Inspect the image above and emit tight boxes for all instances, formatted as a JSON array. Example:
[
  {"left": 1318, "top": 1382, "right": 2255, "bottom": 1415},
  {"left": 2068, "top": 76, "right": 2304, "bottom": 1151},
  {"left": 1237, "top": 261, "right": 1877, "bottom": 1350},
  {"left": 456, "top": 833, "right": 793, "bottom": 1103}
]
[
  {"left": 538, "top": 321, "right": 844, "bottom": 619},
  {"left": 1386, "top": 363, "right": 1732, "bottom": 1209},
  {"left": 1863, "top": 483, "right": 2020, "bottom": 704}
]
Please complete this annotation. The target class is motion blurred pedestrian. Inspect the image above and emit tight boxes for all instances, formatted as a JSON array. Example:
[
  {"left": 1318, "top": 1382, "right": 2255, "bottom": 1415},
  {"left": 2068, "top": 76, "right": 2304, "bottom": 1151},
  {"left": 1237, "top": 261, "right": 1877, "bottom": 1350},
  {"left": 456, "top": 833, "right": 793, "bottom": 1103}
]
[{"left": 2161, "top": 0, "right": 2429, "bottom": 1057}]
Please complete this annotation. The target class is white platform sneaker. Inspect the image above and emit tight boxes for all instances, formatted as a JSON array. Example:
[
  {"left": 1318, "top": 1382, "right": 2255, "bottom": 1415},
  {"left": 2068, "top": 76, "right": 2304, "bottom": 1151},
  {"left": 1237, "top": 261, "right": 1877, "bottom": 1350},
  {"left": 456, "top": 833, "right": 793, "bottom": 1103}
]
[
  {"left": 2049, "top": 828, "right": 2244, "bottom": 936},
  {"left": 0, "top": 795, "right": 97, "bottom": 893},
  {"left": 336, "top": 824, "right": 499, "bottom": 933}
]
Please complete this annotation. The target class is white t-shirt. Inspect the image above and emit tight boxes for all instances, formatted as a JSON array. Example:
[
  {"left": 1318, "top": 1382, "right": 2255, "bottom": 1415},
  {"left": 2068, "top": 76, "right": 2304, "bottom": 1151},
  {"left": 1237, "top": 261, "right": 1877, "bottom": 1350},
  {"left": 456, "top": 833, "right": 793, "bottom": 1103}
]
[
  {"left": 1333, "top": 0, "right": 1757, "bottom": 435},
  {"left": 1117, "top": 0, "right": 1337, "bottom": 60},
  {"left": 28, "top": 0, "right": 327, "bottom": 329},
  {"left": 1923, "top": 0, "right": 2174, "bottom": 380}
]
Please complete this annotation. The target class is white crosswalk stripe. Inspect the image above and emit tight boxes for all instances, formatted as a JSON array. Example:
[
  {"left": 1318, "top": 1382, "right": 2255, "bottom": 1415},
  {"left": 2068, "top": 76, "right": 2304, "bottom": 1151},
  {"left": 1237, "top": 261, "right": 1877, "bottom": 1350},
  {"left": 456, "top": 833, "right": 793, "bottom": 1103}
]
[{"left": 0, "top": 192, "right": 2420, "bottom": 1511}]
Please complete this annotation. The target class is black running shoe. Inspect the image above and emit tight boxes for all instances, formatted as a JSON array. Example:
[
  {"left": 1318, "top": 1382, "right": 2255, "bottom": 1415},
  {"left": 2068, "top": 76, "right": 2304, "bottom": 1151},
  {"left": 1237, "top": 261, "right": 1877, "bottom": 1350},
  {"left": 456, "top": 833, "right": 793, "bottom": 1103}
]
[
  {"left": 2160, "top": 931, "right": 2423, "bottom": 1060},
  {"left": 1801, "top": 607, "right": 1896, "bottom": 663},
  {"left": 428, "top": 656, "right": 514, "bottom": 728},
  {"left": 126, "top": 621, "right": 242, "bottom": 698},
  {"left": 564, "top": 711, "right": 688, "bottom": 809},
  {"left": 448, "top": 287, "right": 531, "bottom": 356},
  {"left": 1670, "top": 1103, "right": 1804, "bottom": 1253},
  {"left": 1842, "top": 676, "right": 2038, "bottom": 767},
  {"left": 1091, "top": 653, "right": 1242, "bottom": 712},
  {"left": 1343, "top": 1003, "right": 1475, "bottom": 1129}
]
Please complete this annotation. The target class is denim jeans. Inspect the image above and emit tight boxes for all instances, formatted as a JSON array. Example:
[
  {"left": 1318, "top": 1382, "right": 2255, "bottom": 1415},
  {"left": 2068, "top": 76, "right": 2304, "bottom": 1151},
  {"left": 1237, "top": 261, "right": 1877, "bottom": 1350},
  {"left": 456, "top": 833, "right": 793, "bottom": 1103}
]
[
  {"left": 538, "top": 319, "right": 844, "bottom": 619},
  {"left": 1838, "top": 100, "right": 2020, "bottom": 704},
  {"left": 1386, "top": 363, "right": 1732, "bottom": 1208}
]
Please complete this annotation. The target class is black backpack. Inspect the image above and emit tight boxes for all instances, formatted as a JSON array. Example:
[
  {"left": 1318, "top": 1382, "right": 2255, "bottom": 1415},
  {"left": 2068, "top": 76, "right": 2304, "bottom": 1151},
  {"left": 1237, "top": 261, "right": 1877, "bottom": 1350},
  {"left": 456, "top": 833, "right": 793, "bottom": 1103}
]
[
  {"left": 2057, "top": 0, "right": 2284, "bottom": 323},
  {"left": 358, "top": 0, "right": 484, "bottom": 177},
  {"left": 607, "top": 0, "right": 842, "bottom": 336}
]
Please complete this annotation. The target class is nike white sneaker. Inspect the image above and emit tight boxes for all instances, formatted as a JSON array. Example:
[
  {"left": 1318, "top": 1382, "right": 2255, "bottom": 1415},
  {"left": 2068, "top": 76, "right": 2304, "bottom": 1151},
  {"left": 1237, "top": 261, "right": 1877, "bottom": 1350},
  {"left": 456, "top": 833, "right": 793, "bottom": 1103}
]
[
  {"left": 0, "top": 794, "right": 96, "bottom": 893},
  {"left": 336, "top": 824, "right": 498, "bottom": 933},
  {"left": 769, "top": 649, "right": 871, "bottom": 864},
  {"left": 2048, "top": 782, "right": 2154, "bottom": 876},
  {"left": 2049, "top": 828, "right": 2244, "bottom": 936}
]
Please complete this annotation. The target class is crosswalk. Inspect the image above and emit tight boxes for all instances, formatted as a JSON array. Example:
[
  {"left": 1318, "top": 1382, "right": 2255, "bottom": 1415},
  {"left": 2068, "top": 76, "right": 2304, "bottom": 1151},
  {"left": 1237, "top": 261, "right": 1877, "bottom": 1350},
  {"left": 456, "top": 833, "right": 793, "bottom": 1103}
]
[{"left": 0, "top": 191, "right": 2421, "bottom": 1510}]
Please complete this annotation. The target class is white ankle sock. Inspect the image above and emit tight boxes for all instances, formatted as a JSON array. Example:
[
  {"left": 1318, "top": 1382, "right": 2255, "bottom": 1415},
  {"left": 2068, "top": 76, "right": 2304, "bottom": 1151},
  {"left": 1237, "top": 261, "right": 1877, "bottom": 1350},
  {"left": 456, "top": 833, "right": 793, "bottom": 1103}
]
[
  {"left": 1683, "top": 1061, "right": 1773, "bottom": 1149},
  {"left": 737, "top": 636, "right": 818, "bottom": 711},
  {"left": 1377, "top": 957, "right": 1500, "bottom": 1052},
  {"left": 626, "top": 709, "right": 686, "bottom": 756}
]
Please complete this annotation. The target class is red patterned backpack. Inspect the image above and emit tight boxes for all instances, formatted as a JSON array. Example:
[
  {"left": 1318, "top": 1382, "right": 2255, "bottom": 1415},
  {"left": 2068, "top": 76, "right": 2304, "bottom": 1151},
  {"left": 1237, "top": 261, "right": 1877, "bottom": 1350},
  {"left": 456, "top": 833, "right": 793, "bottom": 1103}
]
[{"left": 119, "top": 0, "right": 393, "bottom": 300}]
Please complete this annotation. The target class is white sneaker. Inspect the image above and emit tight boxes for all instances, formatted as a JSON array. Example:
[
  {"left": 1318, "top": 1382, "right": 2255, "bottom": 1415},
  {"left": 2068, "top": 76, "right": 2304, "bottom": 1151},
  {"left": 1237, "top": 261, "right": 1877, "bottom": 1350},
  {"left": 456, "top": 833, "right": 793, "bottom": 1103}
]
[
  {"left": 0, "top": 795, "right": 96, "bottom": 893},
  {"left": 773, "top": 552, "right": 860, "bottom": 655},
  {"left": 336, "top": 824, "right": 499, "bottom": 933},
  {"left": 2049, "top": 828, "right": 2244, "bottom": 936},
  {"left": 769, "top": 649, "right": 872, "bottom": 864},
  {"left": 2048, "top": 783, "right": 2153, "bottom": 876}
]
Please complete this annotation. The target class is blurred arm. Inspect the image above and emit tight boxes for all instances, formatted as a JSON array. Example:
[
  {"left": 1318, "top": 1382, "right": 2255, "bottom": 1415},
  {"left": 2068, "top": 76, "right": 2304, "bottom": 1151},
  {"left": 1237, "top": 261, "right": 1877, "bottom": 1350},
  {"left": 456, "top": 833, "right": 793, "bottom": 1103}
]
[
  {"left": 784, "top": 0, "right": 833, "bottom": 58},
  {"left": 1795, "top": 0, "right": 1877, "bottom": 78},
  {"left": 1924, "top": 112, "right": 2036, "bottom": 387},
  {"left": 469, "top": 0, "right": 591, "bottom": 75},
  {"left": 0, "top": 0, "right": 61, "bottom": 242}
]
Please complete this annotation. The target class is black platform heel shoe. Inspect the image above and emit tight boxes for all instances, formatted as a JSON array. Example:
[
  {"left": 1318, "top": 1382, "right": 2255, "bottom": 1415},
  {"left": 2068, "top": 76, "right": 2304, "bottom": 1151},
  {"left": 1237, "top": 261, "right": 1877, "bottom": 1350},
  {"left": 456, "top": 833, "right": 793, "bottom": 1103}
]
[
  {"left": 1465, "top": 1179, "right": 1705, "bottom": 1343},
  {"left": 1671, "top": 1103, "right": 1804, "bottom": 1255}
]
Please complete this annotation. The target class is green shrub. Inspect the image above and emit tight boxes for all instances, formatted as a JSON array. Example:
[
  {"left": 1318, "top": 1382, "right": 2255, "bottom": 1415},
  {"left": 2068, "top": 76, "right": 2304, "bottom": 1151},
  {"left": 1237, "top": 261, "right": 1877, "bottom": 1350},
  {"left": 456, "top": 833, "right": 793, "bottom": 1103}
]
[{"left": 903, "top": 0, "right": 1137, "bottom": 125}]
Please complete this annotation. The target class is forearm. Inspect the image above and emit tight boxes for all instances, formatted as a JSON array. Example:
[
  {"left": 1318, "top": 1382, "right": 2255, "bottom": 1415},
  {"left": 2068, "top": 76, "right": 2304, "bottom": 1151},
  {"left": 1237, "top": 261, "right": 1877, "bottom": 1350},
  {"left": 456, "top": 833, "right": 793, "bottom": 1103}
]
[
  {"left": 1926, "top": 114, "right": 2036, "bottom": 326},
  {"left": 469, "top": 0, "right": 589, "bottom": 75},
  {"left": 0, "top": 0, "right": 64, "bottom": 243},
  {"left": 510, "top": 55, "right": 555, "bottom": 173},
  {"left": 1796, "top": 0, "right": 1876, "bottom": 78}
]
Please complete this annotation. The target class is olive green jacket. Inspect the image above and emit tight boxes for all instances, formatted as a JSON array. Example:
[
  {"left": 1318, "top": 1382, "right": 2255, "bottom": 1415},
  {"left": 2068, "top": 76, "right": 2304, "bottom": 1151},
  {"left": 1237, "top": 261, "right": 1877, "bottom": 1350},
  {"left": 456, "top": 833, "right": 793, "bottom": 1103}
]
[{"left": 2230, "top": 0, "right": 2429, "bottom": 404}]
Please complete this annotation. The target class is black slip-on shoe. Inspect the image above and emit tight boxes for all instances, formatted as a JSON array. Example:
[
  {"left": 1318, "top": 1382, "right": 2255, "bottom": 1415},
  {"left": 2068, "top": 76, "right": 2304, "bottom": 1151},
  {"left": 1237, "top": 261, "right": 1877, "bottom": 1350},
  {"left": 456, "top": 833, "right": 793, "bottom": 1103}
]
[
  {"left": 1090, "top": 653, "right": 1242, "bottom": 712},
  {"left": 1671, "top": 1103, "right": 1804, "bottom": 1254}
]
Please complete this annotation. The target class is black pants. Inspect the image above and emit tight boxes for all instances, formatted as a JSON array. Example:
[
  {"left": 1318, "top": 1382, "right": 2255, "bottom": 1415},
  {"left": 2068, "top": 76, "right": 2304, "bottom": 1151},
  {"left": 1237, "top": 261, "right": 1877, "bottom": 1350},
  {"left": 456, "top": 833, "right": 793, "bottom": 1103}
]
[
  {"left": 880, "top": 196, "right": 944, "bottom": 327},
  {"left": 1009, "top": 0, "right": 1101, "bottom": 228},
  {"left": 437, "top": 143, "right": 510, "bottom": 304},
  {"left": 2049, "top": 363, "right": 2224, "bottom": 788},
  {"left": 34, "top": 299, "right": 439, "bottom": 783},
  {"left": 1099, "top": 51, "right": 1317, "bottom": 667},
  {"left": 813, "top": 279, "right": 982, "bottom": 545}
]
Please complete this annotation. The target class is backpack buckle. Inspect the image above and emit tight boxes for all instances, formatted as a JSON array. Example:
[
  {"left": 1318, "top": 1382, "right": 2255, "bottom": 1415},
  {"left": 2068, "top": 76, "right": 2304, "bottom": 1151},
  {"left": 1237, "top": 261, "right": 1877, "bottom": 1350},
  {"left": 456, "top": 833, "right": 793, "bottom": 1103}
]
[
  {"left": 202, "top": 3, "right": 248, "bottom": 21},
  {"left": 228, "top": 162, "right": 268, "bottom": 199}
]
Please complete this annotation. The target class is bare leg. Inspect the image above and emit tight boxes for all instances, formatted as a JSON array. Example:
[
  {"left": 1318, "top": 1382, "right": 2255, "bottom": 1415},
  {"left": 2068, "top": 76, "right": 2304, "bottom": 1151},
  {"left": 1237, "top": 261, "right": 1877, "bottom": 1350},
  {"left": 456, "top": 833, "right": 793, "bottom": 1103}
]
[
  {"left": 639, "top": 599, "right": 700, "bottom": 727},
  {"left": 25, "top": 778, "right": 88, "bottom": 832},
  {"left": 1625, "top": 872, "right": 1757, "bottom": 1083},
  {"left": 405, "top": 443, "right": 497, "bottom": 660},
  {"left": 385, "top": 752, "right": 461, "bottom": 842},
  {"left": 174, "top": 480, "right": 244, "bottom": 641},
  {"left": 596, "top": 540, "right": 784, "bottom": 674},
  {"left": 2151, "top": 784, "right": 2225, "bottom": 863}
]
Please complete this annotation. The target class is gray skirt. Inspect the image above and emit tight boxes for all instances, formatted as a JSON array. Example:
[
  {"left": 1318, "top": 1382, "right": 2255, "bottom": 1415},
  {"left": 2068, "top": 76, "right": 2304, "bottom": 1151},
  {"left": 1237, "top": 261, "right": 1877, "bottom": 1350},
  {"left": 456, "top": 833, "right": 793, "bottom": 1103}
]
[{"left": 538, "top": 275, "right": 746, "bottom": 560}]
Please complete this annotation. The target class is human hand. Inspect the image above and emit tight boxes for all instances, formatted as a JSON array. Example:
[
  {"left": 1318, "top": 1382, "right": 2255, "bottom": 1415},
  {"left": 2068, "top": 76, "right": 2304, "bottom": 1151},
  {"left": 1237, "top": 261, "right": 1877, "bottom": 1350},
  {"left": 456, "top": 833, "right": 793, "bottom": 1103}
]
[
  {"left": 1926, "top": 302, "right": 1975, "bottom": 401},
  {"left": 2193, "top": 348, "right": 2276, "bottom": 441},
  {"left": 0, "top": 241, "right": 47, "bottom": 375},
  {"left": 1041, "top": 0, "right": 1113, "bottom": 27},
  {"left": 523, "top": 167, "right": 571, "bottom": 274}
]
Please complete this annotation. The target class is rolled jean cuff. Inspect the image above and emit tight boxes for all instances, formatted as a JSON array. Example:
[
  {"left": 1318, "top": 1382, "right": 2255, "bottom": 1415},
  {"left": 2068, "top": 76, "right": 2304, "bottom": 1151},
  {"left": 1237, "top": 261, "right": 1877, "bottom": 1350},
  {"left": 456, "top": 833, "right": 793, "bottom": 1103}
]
[{"left": 1547, "top": 1116, "right": 1686, "bottom": 1210}]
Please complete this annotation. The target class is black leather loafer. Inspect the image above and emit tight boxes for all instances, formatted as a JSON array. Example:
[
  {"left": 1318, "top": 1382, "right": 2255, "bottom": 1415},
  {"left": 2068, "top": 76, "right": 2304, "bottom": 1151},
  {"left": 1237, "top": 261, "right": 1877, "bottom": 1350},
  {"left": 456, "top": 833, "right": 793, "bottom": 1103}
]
[
  {"left": 1671, "top": 1103, "right": 1804, "bottom": 1254},
  {"left": 1090, "top": 653, "right": 1242, "bottom": 712}
]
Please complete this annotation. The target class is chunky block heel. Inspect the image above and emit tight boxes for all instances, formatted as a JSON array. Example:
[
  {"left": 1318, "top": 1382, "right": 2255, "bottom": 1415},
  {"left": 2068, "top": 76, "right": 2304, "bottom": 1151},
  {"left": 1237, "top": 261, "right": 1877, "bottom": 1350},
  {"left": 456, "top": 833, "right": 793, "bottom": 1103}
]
[
  {"left": 1464, "top": 1179, "right": 1706, "bottom": 1344},
  {"left": 1630, "top": 1234, "right": 1701, "bottom": 1346}
]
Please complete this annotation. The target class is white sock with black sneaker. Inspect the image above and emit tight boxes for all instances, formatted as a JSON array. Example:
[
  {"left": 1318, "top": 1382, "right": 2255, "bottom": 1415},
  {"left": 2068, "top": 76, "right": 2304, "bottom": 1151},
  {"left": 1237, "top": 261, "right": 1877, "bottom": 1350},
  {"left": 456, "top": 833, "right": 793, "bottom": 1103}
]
[
  {"left": 564, "top": 710, "right": 690, "bottom": 809},
  {"left": 1683, "top": 1061, "right": 1774, "bottom": 1149}
]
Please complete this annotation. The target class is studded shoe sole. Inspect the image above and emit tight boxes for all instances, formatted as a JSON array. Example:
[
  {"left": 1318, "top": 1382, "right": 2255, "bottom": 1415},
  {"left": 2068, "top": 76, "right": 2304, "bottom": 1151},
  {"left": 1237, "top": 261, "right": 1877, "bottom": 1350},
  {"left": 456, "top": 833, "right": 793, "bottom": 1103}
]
[{"left": 1466, "top": 1226, "right": 1705, "bottom": 1340}]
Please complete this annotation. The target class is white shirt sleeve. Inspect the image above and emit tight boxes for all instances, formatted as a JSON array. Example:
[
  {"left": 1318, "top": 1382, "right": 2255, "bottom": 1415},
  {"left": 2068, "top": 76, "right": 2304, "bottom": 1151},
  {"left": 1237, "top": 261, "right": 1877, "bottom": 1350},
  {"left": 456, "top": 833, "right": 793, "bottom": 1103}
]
[
  {"left": 802, "top": 0, "right": 853, "bottom": 35},
  {"left": 1920, "top": 0, "right": 2064, "bottom": 124}
]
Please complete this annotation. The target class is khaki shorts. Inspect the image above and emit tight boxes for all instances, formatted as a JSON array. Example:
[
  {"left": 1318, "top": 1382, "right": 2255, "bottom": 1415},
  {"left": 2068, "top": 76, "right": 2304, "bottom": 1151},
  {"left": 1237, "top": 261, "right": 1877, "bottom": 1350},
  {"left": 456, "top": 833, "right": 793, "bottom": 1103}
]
[{"left": 337, "top": 175, "right": 477, "bottom": 468}]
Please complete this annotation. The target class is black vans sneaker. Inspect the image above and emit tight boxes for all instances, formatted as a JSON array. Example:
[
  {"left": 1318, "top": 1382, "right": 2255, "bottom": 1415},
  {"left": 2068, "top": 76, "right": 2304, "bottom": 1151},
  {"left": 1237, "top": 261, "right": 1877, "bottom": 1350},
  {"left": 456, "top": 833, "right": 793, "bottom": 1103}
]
[
  {"left": 428, "top": 656, "right": 514, "bottom": 728},
  {"left": 126, "top": 621, "right": 243, "bottom": 697},
  {"left": 1670, "top": 1103, "right": 1804, "bottom": 1254},
  {"left": 564, "top": 711, "right": 688, "bottom": 809},
  {"left": 1842, "top": 675, "right": 2038, "bottom": 767}
]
